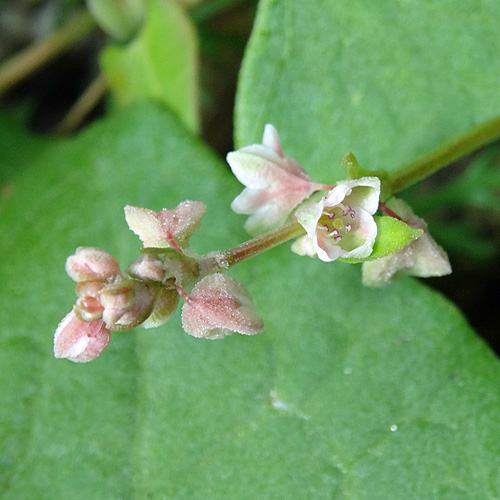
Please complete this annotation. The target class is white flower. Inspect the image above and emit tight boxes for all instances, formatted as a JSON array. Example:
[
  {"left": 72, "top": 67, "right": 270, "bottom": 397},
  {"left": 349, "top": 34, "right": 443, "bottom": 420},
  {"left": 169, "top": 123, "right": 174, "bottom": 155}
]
[
  {"left": 293, "top": 177, "right": 381, "bottom": 262},
  {"left": 227, "top": 124, "right": 327, "bottom": 235}
]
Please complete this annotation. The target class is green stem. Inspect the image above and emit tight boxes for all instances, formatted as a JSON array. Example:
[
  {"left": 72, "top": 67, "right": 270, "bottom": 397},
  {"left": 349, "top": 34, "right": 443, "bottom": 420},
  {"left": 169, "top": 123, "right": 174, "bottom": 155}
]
[
  {"left": 0, "top": 10, "right": 96, "bottom": 97},
  {"left": 198, "top": 220, "right": 305, "bottom": 273},
  {"left": 385, "top": 114, "right": 500, "bottom": 199}
]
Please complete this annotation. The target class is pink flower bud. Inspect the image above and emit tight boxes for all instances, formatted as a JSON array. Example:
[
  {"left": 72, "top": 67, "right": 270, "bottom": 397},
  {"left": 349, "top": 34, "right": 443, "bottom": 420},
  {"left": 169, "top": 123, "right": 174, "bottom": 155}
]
[
  {"left": 227, "top": 124, "right": 328, "bottom": 235},
  {"left": 65, "top": 247, "right": 120, "bottom": 282},
  {"left": 362, "top": 198, "right": 451, "bottom": 286},
  {"left": 99, "top": 279, "right": 135, "bottom": 328},
  {"left": 126, "top": 254, "right": 164, "bottom": 282},
  {"left": 142, "top": 286, "right": 180, "bottom": 328},
  {"left": 124, "top": 200, "right": 206, "bottom": 250},
  {"left": 180, "top": 274, "right": 264, "bottom": 339},
  {"left": 99, "top": 278, "right": 159, "bottom": 330},
  {"left": 54, "top": 310, "right": 111, "bottom": 363}
]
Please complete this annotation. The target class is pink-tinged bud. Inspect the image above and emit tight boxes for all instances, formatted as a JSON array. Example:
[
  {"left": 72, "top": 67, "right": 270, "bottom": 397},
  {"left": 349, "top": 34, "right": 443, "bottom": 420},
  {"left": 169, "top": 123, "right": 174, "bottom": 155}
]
[
  {"left": 180, "top": 274, "right": 264, "bottom": 339},
  {"left": 362, "top": 198, "right": 452, "bottom": 287},
  {"left": 75, "top": 296, "right": 104, "bottom": 322},
  {"left": 112, "top": 282, "right": 158, "bottom": 330},
  {"left": 124, "top": 200, "right": 206, "bottom": 250},
  {"left": 227, "top": 124, "right": 328, "bottom": 236},
  {"left": 65, "top": 247, "right": 120, "bottom": 282},
  {"left": 126, "top": 254, "right": 164, "bottom": 282},
  {"left": 142, "top": 286, "right": 180, "bottom": 328},
  {"left": 54, "top": 310, "right": 111, "bottom": 363},
  {"left": 99, "top": 278, "right": 159, "bottom": 330},
  {"left": 99, "top": 279, "right": 135, "bottom": 328},
  {"left": 74, "top": 282, "right": 105, "bottom": 321}
]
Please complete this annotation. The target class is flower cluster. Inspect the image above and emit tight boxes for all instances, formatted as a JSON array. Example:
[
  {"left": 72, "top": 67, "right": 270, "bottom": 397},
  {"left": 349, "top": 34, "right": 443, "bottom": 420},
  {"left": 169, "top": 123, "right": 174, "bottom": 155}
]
[
  {"left": 228, "top": 125, "right": 382, "bottom": 261},
  {"left": 228, "top": 125, "right": 451, "bottom": 278},
  {"left": 55, "top": 124, "right": 451, "bottom": 364},
  {"left": 54, "top": 202, "right": 264, "bottom": 363}
]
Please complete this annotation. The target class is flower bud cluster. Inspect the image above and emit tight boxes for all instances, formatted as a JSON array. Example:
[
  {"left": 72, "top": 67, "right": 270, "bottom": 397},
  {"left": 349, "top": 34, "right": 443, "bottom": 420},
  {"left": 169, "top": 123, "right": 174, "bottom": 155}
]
[{"left": 55, "top": 202, "right": 264, "bottom": 363}]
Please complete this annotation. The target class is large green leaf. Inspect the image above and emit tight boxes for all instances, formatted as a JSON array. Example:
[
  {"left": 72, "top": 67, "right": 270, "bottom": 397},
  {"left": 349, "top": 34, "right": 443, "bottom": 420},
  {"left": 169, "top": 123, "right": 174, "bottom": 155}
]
[
  {"left": 0, "top": 112, "right": 47, "bottom": 186},
  {"left": 235, "top": 0, "right": 500, "bottom": 183},
  {"left": 232, "top": 0, "right": 500, "bottom": 496},
  {"left": 1, "top": 103, "right": 499, "bottom": 498}
]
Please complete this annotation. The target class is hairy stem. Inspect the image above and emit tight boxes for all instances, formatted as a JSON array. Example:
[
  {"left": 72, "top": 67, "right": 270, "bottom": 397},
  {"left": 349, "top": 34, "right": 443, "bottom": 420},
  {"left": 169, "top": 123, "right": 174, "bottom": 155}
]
[
  {"left": 198, "top": 220, "right": 305, "bottom": 273},
  {"left": 385, "top": 114, "right": 500, "bottom": 199},
  {"left": 0, "top": 10, "right": 96, "bottom": 96}
]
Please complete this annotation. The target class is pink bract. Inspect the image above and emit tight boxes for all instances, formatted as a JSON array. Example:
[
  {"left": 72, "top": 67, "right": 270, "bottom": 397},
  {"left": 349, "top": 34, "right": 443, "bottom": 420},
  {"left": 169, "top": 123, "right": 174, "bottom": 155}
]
[
  {"left": 124, "top": 200, "right": 206, "bottom": 249},
  {"left": 180, "top": 273, "right": 264, "bottom": 339}
]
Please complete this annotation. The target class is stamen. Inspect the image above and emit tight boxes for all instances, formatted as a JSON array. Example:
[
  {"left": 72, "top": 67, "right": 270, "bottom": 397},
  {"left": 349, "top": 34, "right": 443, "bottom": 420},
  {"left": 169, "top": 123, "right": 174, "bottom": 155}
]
[
  {"left": 334, "top": 235, "right": 342, "bottom": 241},
  {"left": 345, "top": 223, "right": 351, "bottom": 232},
  {"left": 323, "top": 224, "right": 330, "bottom": 232},
  {"left": 350, "top": 210, "right": 356, "bottom": 219}
]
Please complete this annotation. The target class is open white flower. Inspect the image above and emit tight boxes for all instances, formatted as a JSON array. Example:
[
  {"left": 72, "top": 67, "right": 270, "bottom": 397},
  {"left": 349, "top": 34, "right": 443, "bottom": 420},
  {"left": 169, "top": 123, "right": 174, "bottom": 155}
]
[
  {"left": 227, "top": 124, "right": 327, "bottom": 235},
  {"left": 293, "top": 177, "right": 381, "bottom": 262}
]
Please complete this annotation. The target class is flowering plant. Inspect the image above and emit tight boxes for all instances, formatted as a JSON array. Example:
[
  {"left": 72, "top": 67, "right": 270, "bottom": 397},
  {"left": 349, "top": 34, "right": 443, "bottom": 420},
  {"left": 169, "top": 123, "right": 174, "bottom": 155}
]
[{"left": 53, "top": 124, "right": 450, "bottom": 363}]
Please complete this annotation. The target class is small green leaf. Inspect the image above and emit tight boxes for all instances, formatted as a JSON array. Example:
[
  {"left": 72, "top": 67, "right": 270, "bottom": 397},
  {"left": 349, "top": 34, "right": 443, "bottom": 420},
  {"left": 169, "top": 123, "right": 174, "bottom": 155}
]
[
  {"left": 87, "top": 0, "right": 146, "bottom": 41},
  {"left": 341, "top": 215, "right": 422, "bottom": 264},
  {"left": 100, "top": 0, "right": 200, "bottom": 133}
]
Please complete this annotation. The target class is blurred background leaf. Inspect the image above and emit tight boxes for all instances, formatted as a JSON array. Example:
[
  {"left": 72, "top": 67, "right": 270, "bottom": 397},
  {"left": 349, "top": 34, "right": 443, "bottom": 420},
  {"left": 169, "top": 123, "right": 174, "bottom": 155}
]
[
  {"left": 100, "top": 0, "right": 200, "bottom": 133},
  {"left": 235, "top": 0, "right": 500, "bottom": 182}
]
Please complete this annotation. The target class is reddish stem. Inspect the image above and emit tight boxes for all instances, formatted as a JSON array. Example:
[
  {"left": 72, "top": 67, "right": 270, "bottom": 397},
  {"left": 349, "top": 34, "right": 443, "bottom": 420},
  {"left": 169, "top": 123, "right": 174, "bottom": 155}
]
[
  {"left": 175, "top": 284, "right": 190, "bottom": 302},
  {"left": 378, "top": 202, "right": 403, "bottom": 221}
]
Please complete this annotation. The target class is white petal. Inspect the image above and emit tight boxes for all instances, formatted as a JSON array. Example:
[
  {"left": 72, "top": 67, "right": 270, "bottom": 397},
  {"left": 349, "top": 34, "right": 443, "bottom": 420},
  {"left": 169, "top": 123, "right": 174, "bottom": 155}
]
[
  {"left": 227, "top": 149, "right": 280, "bottom": 189},
  {"left": 338, "top": 209, "right": 378, "bottom": 259},
  {"left": 291, "top": 235, "right": 316, "bottom": 257},
  {"left": 262, "top": 124, "right": 284, "bottom": 157},
  {"left": 231, "top": 188, "right": 273, "bottom": 214},
  {"left": 341, "top": 177, "right": 381, "bottom": 214}
]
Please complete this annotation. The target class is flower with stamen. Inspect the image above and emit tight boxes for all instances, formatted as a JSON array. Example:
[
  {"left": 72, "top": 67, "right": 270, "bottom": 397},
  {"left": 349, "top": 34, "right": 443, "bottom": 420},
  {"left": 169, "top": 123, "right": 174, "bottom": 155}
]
[
  {"left": 293, "top": 177, "right": 380, "bottom": 262},
  {"left": 227, "top": 124, "right": 329, "bottom": 235},
  {"left": 178, "top": 274, "right": 264, "bottom": 339}
]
